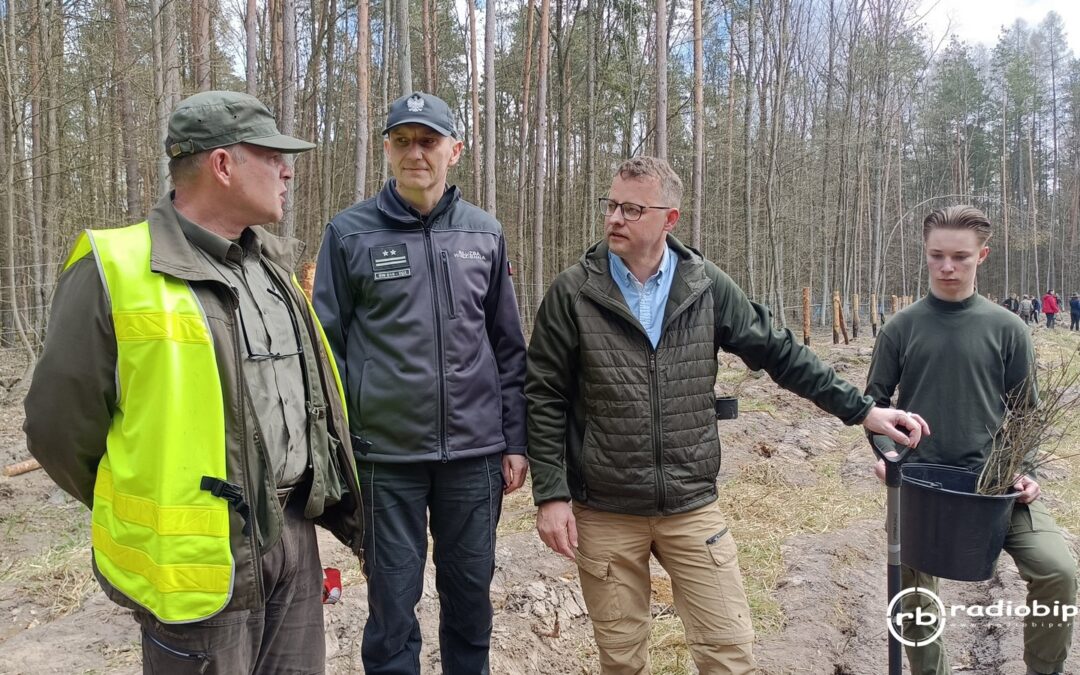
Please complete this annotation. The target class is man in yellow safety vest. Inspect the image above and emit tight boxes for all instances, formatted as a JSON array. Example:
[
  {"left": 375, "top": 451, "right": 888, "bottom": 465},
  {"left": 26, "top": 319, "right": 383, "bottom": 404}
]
[{"left": 23, "top": 90, "right": 363, "bottom": 674}]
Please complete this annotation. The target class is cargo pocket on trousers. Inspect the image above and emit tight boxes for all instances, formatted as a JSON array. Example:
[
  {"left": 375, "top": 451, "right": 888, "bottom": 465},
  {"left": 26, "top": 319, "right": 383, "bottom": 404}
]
[
  {"left": 706, "top": 527, "right": 736, "bottom": 566},
  {"left": 142, "top": 629, "right": 211, "bottom": 674},
  {"left": 704, "top": 526, "right": 755, "bottom": 642},
  {"left": 576, "top": 550, "right": 623, "bottom": 622},
  {"left": 1014, "top": 500, "right": 1063, "bottom": 534}
]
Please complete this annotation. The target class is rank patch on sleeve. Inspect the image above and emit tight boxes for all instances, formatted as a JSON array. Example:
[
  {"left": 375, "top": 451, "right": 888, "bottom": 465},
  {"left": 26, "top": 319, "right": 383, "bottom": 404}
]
[{"left": 371, "top": 243, "right": 412, "bottom": 281}]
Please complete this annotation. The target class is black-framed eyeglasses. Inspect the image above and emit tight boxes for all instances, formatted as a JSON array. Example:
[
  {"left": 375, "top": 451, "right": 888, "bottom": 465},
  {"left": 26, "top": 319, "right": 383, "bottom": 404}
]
[
  {"left": 598, "top": 198, "right": 673, "bottom": 222},
  {"left": 236, "top": 285, "right": 304, "bottom": 361}
]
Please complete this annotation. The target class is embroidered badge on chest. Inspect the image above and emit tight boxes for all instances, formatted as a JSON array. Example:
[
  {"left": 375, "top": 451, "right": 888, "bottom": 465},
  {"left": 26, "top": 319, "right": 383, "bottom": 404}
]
[{"left": 371, "top": 243, "right": 412, "bottom": 281}]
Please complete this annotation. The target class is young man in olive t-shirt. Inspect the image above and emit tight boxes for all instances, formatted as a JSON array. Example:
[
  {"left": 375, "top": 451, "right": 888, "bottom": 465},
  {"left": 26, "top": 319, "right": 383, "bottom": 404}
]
[{"left": 866, "top": 205, "right": 1077, "bottom": 675}]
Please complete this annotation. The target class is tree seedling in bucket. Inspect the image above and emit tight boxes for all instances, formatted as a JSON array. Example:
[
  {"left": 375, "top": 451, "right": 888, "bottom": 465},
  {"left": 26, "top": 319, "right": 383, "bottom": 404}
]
[{"left": 977, "top": 351, "right": 1080, "bottom": 497}]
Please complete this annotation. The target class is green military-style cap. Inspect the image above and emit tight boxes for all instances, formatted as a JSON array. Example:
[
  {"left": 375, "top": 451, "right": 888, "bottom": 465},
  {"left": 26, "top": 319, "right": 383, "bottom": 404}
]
[{"left": 165, "top": 90, "right": 315, "bottom": 158}]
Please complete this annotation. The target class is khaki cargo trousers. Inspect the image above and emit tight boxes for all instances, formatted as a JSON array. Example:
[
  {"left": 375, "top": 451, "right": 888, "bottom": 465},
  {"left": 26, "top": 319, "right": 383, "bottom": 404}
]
[
  {"left": 902, "top": 500, "right": 1077, "bottom": 675},
  {"left": 573, "top": 501, "right": 756, "bottom": 674}
]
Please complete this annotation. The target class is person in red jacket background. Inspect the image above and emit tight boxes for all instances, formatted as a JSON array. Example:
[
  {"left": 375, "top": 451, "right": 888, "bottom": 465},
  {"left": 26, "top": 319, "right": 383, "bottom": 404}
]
[{"left": 1042, "top": 289, "right": 1060, "bottom": 328}]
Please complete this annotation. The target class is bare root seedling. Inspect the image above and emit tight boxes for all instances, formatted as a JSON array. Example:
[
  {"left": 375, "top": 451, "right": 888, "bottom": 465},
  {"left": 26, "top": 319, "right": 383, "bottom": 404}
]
[{"left": 977, "top": 350, "right": 1080, "bottom": 496}]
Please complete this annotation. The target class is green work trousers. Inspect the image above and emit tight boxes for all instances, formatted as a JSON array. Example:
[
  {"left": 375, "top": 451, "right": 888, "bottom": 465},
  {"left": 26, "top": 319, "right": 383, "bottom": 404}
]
[{"left": 901, "top": 500, "right": 1077, "bottom": 675}]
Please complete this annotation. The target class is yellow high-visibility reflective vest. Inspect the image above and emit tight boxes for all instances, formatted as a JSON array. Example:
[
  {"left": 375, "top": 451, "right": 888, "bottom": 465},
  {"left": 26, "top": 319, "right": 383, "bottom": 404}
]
[{"left": 64, "top": 222, "right": 234, "bottom": 624}]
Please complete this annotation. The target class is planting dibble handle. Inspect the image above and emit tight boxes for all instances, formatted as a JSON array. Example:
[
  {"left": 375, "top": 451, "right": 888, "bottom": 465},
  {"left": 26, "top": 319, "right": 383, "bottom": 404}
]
[{"left": 869, "top": 433, "right": 913, "bottom": 675}]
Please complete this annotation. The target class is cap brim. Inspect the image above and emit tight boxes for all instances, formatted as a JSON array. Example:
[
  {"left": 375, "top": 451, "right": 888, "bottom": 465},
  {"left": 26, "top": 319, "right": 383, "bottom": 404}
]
[
  {"left": 382, "top": 118, "right": 456, "bottom": 138},
  {"left": 244, "top": 133, "right": 316, "bottom": 153}
]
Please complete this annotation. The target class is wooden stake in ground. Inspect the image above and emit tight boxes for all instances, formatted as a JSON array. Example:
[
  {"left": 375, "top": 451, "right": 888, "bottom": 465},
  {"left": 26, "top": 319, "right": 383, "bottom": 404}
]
[
  {"left": 3, "top": 458, "right": 41, "bottom": 477},
  {"left": 870, "top": 293, "right": 878, "bottom": 336},
  {"left": 851, "top": 293, "right": 860, "bottom": 339},
  {"left": 837, "top": 297, "right": 849, "bottom": 345},
  {"left": 832, "top": 291, "right": 841, "bottom": 344},
  {"left": 802, "top": 287, "right": 811, "bottom": 346},
  {"left": 891, "top": 295, "right": 899, "bottom": 316}
]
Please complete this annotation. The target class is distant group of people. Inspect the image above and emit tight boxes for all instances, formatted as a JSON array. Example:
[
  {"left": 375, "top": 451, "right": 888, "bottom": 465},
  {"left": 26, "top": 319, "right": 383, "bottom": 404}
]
[
  {"left": 1003, "top": 290, "right": 1080, "bottom": 330},
  {"left": 20, "top": 87, "right": 1077, "bottom": 675}
]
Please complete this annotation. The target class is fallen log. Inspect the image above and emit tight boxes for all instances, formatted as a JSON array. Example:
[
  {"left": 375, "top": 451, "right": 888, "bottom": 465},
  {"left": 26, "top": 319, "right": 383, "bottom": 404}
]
[{"left": 2, "top": 458, "right": 41, "bottom": 477}]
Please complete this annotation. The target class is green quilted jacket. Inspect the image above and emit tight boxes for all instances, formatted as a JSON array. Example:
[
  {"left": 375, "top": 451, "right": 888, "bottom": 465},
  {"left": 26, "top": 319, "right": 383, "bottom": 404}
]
[{"left": 526, "top": 235, "right": 873, "bottom": 516}]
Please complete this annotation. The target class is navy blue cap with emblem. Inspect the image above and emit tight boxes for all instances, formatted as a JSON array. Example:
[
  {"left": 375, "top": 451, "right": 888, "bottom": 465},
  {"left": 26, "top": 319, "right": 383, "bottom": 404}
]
[{"left": 383, "top": 92, "right": 457, "bottom": 138}]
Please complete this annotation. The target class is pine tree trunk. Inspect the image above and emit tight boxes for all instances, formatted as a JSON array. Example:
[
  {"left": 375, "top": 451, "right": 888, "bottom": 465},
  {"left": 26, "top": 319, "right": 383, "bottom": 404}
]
[
  {"left": 280, "top": 0, "right": 298, "bottom": 237},
  {"left": 355, "top": 0, "right": 371, "bottom": 200},
  {"left": 320, "top": 0, "right": 337, "bottom": 225},
  {"left": 532, "top": 0, "right": 551, "bottom": 318},
  {"left": 2, "top": 1, "right": 38, "bottom": 366},
  {"left": 468, "top": 0, "right": 481, "bottom": 202},
  {"left": 246, "top": 0, "right": 258, "bottom": 95},
  {"left": 397, "top": 0, "right": 413, "bottom": 93},
  {"left": 585, "top": 0, "right": 596, "bottom": 245},
  {"left": 654, "top": 0, "right": 667, "bottom": 160},
  {"left": 28, "top": 2, "right": 43, "bottom": 331},
  {"left": 743, "top": 0, "right": 757, "bottom": 296},
  {"left": 380, "top": 0, "right": 392, "bottom": 183},
  {"left": 41, "top": 0, "right": 62, "bottom": 320},
  {"left": 484, "top": 0, "right": 497, "bottom": 215},
  {"left": 422, "top": 0, "right": 434, "bottom": 91},
  {"left": 1002, "top": 87, "right": 1009, "bottom": 297},
  {"left": 691, "top": 0, "right": 702, "bottom": 248},
  {"left": 193, "top": 0, "right": 211, "bottom": 91},
  {"left": 113, "top": 0, "right": 140, "bottom": 218},
  {"left": 151, "top": 0, "right": 169, "bottom": 195}
]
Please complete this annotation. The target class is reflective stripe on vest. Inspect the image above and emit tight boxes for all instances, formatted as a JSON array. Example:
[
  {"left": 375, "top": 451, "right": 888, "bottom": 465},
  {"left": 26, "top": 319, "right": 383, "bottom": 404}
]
[{"left": 65, "top": 222, "right": 233, "bottom": 624}]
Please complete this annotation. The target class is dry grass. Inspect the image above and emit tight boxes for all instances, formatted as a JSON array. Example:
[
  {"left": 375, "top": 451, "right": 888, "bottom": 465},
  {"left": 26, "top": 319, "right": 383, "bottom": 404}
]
[
  {"left": 1039, "top": 404, "right": 1080, "bottom": 535},
  {"left": 740, "top": 400, "right": 779, "bottom": 415},
  {"left": 718, "top": 426, "right": 881, "bottom": 636},
  {"left": 497, "top": 476, "right": 538, "bottom": 536},
  {"left": 0, "top": 539, "right": 96, "bottom": 618},
  {"left": 651, "top": 575, "right": 674, "bottom": 606},
  {"left": 0, "top": 496, "right": 95, "bottom": 619},
  {"left": 647, "top": 612, "right": 692, "bottom": 674},
  {"left": 100, "top": 637, "right": 142, "bottom": 671}
]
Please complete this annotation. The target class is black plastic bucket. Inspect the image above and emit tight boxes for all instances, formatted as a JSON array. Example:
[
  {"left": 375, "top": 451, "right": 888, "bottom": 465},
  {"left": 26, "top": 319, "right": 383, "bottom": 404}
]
[
  {"left": 715, "top": 396, "right": 739, "bottom": 420},
  {"left": 900, "top": 464, "right": 1019, "bottom": 581}
]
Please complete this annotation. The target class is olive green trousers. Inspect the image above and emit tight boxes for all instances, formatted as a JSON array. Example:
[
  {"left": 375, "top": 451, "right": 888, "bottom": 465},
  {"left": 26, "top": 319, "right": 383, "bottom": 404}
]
[{"left": 901, "top": 500, "right": 1077, "bottom": 675}]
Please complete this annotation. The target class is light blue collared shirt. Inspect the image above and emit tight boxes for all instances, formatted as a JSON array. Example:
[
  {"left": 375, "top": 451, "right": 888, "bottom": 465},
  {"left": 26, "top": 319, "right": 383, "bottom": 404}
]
[{"left": 608, "top": 246, "right": 676, "bottom": 348}]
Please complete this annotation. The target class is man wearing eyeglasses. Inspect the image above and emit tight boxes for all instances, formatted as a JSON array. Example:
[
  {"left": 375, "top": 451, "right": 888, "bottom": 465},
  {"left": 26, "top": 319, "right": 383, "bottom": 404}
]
[
  {"left": 526, "top": 156, "right": 928, "bottom": 674},
  {"left": 313, "top": 92, "right": 527, "bottom": 674},
  {"left": 24, "top": 91, "right": 364, "bottom": 674}
]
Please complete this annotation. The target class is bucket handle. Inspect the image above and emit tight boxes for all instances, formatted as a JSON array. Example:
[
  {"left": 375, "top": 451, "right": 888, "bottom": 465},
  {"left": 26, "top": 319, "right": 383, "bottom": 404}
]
[{"left": 903, "top": 477, "right": 944, "bottom": 489}]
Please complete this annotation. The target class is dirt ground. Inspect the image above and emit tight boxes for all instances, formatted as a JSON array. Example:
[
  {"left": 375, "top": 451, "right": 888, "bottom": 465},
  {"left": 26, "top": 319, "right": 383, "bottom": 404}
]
[{"left": 1, "top": 327, "right": 1078, "bottom": 674}]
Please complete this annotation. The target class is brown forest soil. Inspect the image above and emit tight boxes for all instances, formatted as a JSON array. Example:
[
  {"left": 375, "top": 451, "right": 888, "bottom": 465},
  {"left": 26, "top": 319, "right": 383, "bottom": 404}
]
[{"left": 1, "top": 327, "right": 1078, "bottom": 674}]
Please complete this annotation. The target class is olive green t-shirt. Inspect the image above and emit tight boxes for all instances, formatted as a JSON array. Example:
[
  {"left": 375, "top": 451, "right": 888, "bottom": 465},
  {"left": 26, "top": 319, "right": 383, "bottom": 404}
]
[{"left": 865, "top": 292, "right": 1036, "bottom": 470}]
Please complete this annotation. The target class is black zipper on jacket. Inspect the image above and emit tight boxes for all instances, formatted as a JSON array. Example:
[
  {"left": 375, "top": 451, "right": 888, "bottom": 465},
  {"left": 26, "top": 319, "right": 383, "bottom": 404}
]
[
  {"left": 647, "top": 349, "right": 666, "bottom": 512},
  {"left": 422, "top": 225, "right": 449, "bottom": 461},
  {"left": 440, "top": 251, "right": 457, "bottom": 319}
]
